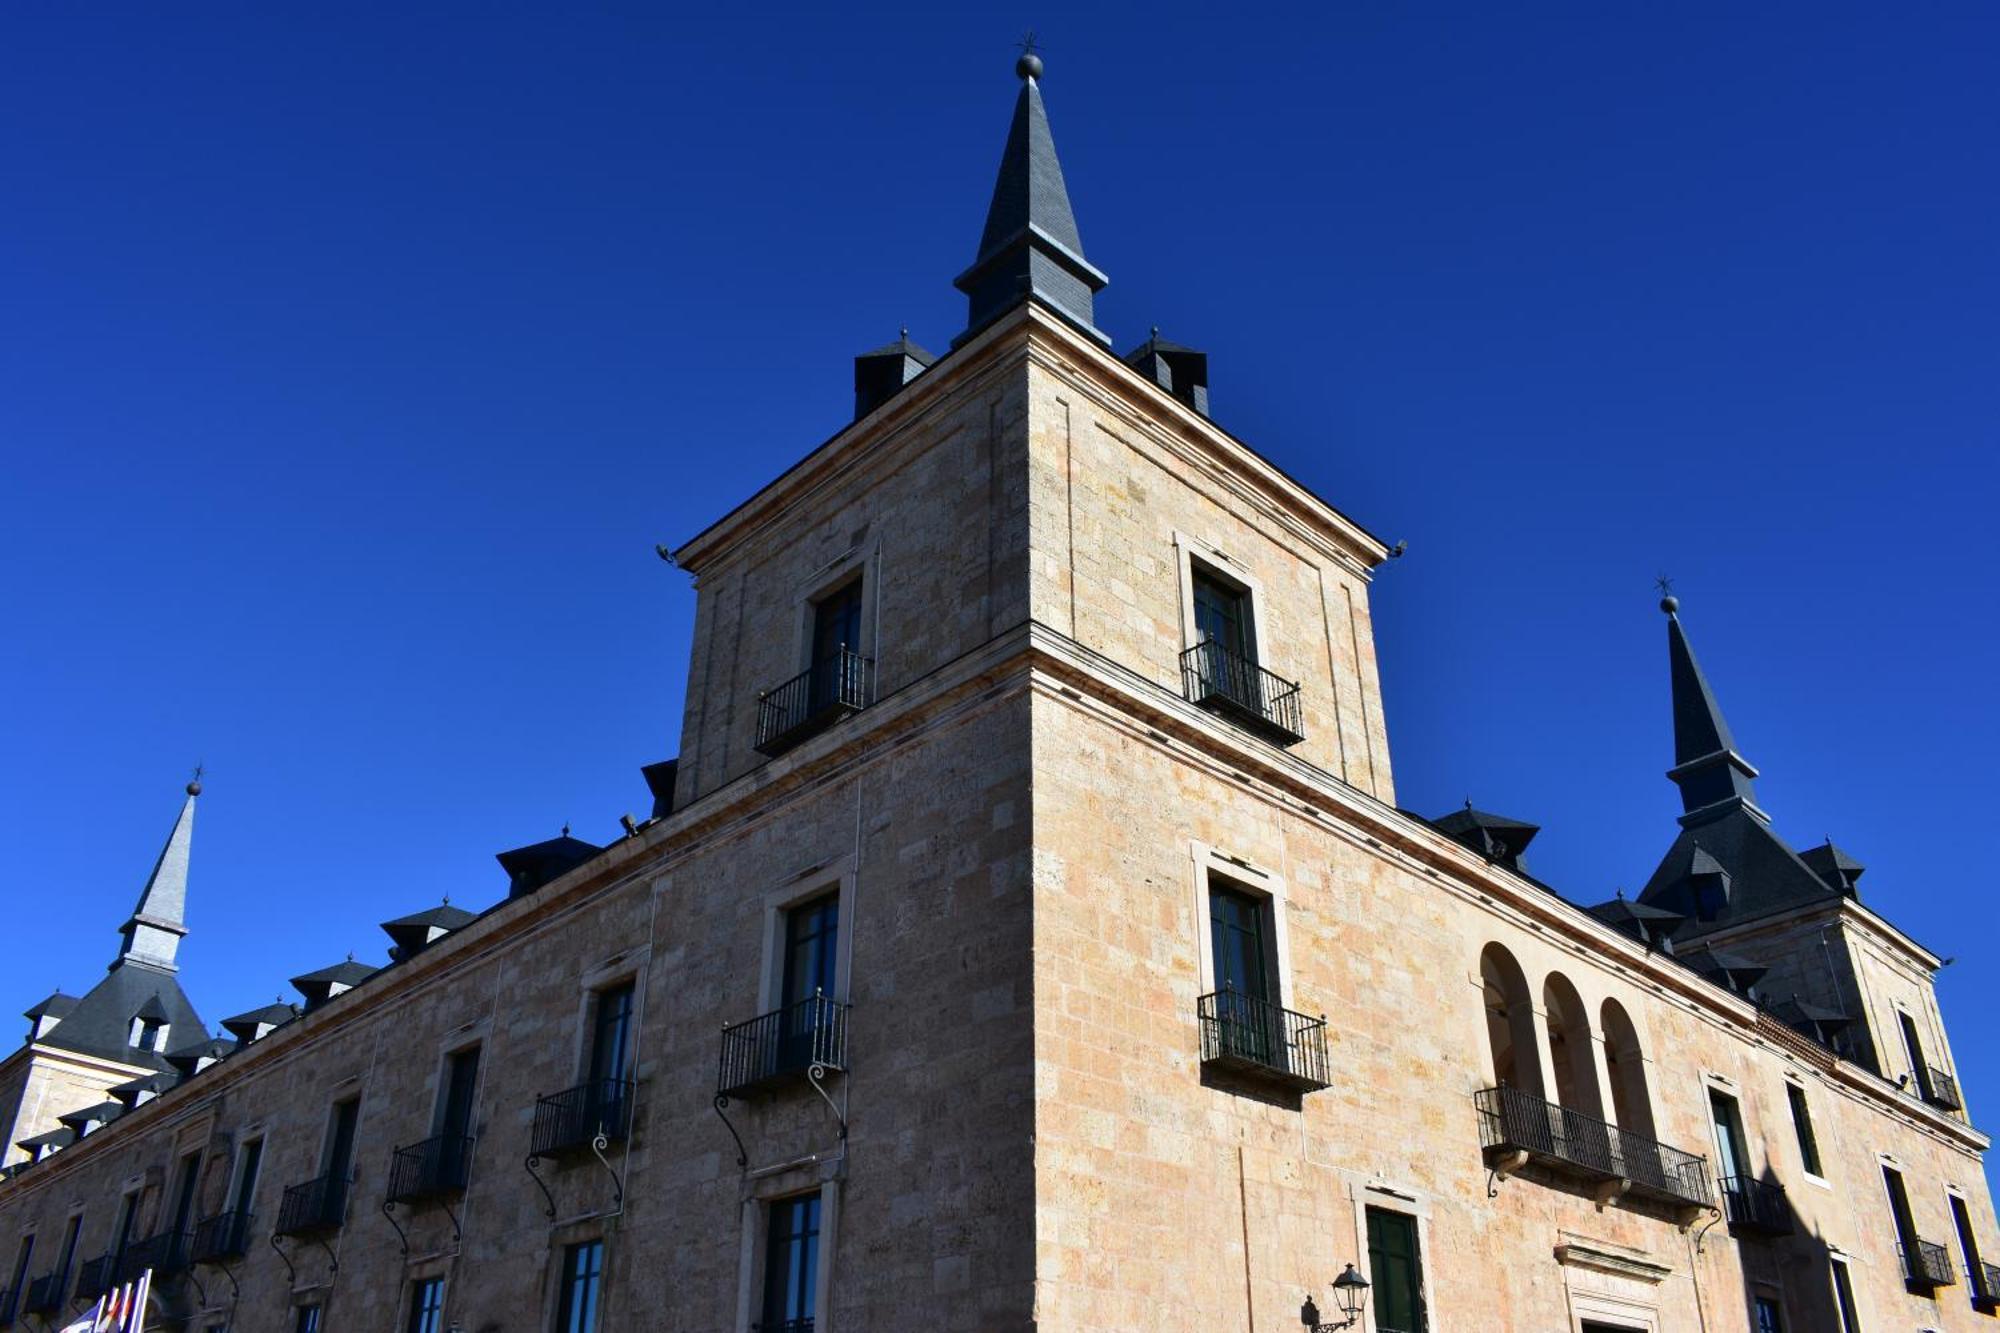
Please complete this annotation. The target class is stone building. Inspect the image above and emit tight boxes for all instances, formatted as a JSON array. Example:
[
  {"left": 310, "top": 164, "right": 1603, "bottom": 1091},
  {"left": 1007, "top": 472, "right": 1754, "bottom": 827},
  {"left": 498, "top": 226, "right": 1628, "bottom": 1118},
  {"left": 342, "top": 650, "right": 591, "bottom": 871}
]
[{"left": 0, "top": 54, "right": 1991, "bottom": 1333}]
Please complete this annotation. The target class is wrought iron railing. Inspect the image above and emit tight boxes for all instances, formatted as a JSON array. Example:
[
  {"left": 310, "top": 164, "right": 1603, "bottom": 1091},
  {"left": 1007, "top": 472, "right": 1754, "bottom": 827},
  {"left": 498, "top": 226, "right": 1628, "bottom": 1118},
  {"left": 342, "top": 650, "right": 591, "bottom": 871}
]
[
  {"left": 755, "top": 648, "right": 875, "bottom": 756},
  {"left": 1180, "top": 641, "right": 1305, "bottom": 747},
  {"left": 1197, "top": 989, "right": 1331, "bottom": 1092},
  {"left": 275, "top": 1172, "right": 347, "bottom": 1236},
  {"left": 719, "top": 993, "right": 850, "bottom": 1097},
  {"left": 22, "top": 1272, "right": 67, "bottom": 1315},
  {"left": 1902, "top": 1237, "right": 1955, "bottom": 1290},
  {"left": 387, "top": 1133, "right": 474, "bottom": 1205},
  {"left": 73, "top": 1254, "right": 114, "bottom": 1301},
  {"left": 1719, "top": 1176, "right": 1794, "bottom": 1236},
  {"left": 1475, "top": 1085, "right": 1711, "bottom": 1208},
  {"left": 1974, "top": 1260, "right": 2000, "bottom": 1308},
  {"left": 532, "top": 1078, "right": 635, "bottom": 1156},
  {"left": 1924, "top": 1066, "right": 1963, "bottom": 1112},
  {"left": 191, "top": 1210, "right": 254, "bottom": 1264},
  {"left": 120, "top": 1229, "right": 190, "bottom": 1281}
]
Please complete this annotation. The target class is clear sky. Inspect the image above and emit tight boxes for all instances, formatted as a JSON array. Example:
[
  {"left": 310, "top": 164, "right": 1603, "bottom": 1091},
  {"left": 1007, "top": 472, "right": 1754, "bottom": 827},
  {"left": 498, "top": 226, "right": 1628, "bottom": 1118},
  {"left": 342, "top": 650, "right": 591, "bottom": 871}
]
[{"left": 4, "top": 6, "right": 1996, "bottom": 1118}]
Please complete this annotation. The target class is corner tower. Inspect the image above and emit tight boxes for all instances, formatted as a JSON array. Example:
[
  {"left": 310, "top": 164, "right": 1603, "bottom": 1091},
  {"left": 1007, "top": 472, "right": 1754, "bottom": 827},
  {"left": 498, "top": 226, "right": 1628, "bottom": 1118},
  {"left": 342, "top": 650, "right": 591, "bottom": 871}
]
[{"left": 0, "top": 781, "right": 211, "bottom": 1167}]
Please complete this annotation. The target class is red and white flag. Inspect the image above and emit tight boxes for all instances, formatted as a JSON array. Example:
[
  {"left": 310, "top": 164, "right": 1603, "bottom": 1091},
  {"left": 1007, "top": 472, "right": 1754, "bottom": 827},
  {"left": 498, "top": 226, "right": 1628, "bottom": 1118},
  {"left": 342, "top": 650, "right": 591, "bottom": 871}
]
[{"left": 57, "top": 1269, "right": 149, "bottom": 1333}]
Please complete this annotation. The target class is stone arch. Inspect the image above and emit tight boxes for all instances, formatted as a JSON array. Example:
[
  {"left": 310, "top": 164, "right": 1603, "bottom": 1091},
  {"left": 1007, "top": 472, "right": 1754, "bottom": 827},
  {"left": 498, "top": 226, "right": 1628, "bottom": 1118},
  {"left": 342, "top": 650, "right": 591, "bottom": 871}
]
[
  {"left": 1480, "top": 943, "right": 1544, "bottom": 1097},
  {"left": 1600, "top": 997, "right": 1656, "bottom": 1139},
  {"left": 1541, "top": 971, "right": 1604, "bottom": 1118}
]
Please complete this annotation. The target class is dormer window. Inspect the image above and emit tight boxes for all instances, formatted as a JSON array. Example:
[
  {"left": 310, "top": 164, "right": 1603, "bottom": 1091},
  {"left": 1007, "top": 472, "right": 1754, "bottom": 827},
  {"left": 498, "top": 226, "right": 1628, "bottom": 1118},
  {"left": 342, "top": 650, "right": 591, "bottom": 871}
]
[{"left": 131, "top": 1016, "right": 168, "bottom": 1052}]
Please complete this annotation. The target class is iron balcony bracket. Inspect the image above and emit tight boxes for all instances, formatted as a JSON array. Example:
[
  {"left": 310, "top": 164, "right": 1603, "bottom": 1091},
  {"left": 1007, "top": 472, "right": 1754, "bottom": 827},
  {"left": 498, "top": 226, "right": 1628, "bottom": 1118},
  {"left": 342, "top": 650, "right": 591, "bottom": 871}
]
[
  {"left": 808, "top": 1063, "right": 848, "bottom": 1140},
  {"left": 186, "top": 1271, "right": 208, "bottom": 1310},
  {"left": 441, "top": 1198, "right": 462, "bottom": 1249},
  {"left": 1690, "top": 1204, "right": 1726, "bottom": 1254},
  {"left": 214, "top": 1255, "right": 242, "bottom": 1304},
  {"left": 714, "top": 1093, "right": 748, "bottom": 1169},
  {"left": 267, "top": 1235, "right": 297, "bottom": 1287},
  {"left": 525, "top": 1153, "right": 558, "bottom": 1221},
  {"left": 589, "top": 1132, "right": 626, "bottom": 1209},
  {"left": 382, "top": 1200, "right": 410, "bottom": 1258}
]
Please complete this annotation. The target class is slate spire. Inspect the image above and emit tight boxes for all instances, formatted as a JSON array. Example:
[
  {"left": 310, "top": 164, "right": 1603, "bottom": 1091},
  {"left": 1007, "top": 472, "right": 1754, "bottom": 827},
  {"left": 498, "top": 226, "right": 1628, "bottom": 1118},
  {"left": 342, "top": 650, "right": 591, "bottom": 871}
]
[
  {"left": 953, "top": 52, "right": 1110, "bottom": 347},
  {"left": 117, "top": 779, "right": 198, "bottom": 971},
  {"left": 1659, "top": 595, "right": 1765, "bottom": 825}
]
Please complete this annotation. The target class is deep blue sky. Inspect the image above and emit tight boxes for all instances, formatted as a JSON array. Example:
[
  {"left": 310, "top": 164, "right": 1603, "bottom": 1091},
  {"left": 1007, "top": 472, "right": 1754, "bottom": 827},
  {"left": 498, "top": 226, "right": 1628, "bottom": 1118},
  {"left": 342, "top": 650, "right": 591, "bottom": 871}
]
[{"left": 4, "top": 7, "right": 1996, "bottom": 1116}]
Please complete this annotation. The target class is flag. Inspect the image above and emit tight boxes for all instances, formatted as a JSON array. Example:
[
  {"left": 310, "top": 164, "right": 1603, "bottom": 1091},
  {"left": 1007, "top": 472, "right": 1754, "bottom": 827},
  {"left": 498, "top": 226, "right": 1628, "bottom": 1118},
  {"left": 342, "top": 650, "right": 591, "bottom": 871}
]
[{"left": 56, "top": 1270, "right": 150, "bottom": 1333}]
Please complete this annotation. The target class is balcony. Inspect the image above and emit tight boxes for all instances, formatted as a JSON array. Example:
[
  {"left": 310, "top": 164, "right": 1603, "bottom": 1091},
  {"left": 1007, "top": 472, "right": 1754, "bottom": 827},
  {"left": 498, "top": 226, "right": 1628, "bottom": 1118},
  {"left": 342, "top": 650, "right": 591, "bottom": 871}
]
[
  {"left": 1196, "top": 990, "right": 1331, "bottom": 1094},
  {"left": 1923, "top": 1066, "right": 1963, "bottom": 1113},
  {"left": 190, "top": 1210, "right": 254, "bottom": 1264},
  {"left": 1475, "top": 1085, "right": 1712, "bottom": 1209},
  {"left": 755, "top": 649, "right": 875, "bottom": 757},
  {"left": 386, "top": 1133, "right": 473, "bottom": 1206},
  {"left": 74, "top": 1254, "right": 115, "bottom": 1302},
  {"left": 121, "top": 1230, "right": 191, "bottom": 1281},
  {"left": 532, "top": 1078, "right": 635, "bottom": 1157},
  {"left": 1180, "top": 642, "right": 1305, "bottom": 747},
  {"left": 275, "top": 1173, "right": 347, "bottom": 1236},
  {"left": 22, "top": 1273, "right": 67, "bottom": 1317},
  {"left": 719, "top": 994, "right": 850, "bottom": 1098},
  {"left": 1972, "top": 1260, "right": 2000, "bottom": 1312},
  {"left": 1719, "top": 1176, "right": 1795, "bottom": 1238},
  {"left": 1902, "top": 1238, "right": 1956, "bottom": 1293}
]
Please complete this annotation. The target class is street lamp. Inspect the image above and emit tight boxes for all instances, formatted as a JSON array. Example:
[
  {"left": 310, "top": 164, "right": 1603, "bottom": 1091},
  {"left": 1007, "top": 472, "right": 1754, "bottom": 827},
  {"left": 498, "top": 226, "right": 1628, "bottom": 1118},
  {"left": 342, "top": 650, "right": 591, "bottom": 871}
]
[{"left": 1301, "top": 1264, "right": 1370, "bottom": 1331}]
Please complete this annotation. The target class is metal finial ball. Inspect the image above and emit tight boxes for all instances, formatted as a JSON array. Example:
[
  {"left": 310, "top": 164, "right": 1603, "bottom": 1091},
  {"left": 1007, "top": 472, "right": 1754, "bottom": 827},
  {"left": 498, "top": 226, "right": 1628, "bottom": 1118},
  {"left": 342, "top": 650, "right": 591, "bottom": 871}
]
[
  {"left": 1660, "top": 594, "right": 1679, "bottom": 615},
  {"left": 186, "top": 780, "right": 202, "bottom": 796},
  {"left": 1016, "top": 52, "right": 1043, "bottom": 81}
]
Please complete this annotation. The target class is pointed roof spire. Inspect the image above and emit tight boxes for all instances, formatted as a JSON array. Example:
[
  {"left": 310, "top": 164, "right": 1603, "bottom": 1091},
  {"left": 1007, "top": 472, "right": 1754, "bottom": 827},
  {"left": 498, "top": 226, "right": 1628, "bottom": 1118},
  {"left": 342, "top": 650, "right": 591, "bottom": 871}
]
[
  {"left": 1659, "top": 594, "right": 1765, "bottom": 825},
  {"left": 117, "top": 778, "right": 198, "bottom": 971},
  {"left": 953, "top": 49, "right": 1110, "bottom": 347}
]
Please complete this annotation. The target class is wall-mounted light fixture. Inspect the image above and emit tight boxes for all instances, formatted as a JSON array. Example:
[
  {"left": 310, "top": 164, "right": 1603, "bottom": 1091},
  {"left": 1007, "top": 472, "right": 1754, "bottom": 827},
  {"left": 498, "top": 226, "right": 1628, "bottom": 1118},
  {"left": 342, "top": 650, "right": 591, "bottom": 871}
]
[{"left": 1301, "top": 1264, "right": 1370, "bottom": 1331}]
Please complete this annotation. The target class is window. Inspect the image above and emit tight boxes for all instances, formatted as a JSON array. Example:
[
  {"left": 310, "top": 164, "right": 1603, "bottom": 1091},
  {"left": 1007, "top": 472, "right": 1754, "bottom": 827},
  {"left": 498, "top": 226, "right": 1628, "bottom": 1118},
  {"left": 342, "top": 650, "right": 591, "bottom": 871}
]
[
  {"left": 1830, "top": 1258, "right": 1862, "bottom": 1333},
  {"left": 169, "top": 1149, "right": 203, "bottom": 1241},
  {"left": 1208, "top": 880, "right": 1277, "bottom": 1059},
  {"left": 231, "top": 1137, "right": 264, "bottom": 1215},
  {"left": 437, "top": 1047, "right": 481, "bottom": 1139},
  {"left": 1708, "top": 1090, "right": 1750, "bottom": 1185},
  {"left": 8, "top": 1233, "right": 33, "bottom": 1307},
  {"left": 294, "top": 1305, "right": 322, "bottom": 1333},
  {"left": 1883, "top": 1166, "right": 1922, "bottom": 1272},
  {"left": 1898, "top": 1010, "right": 1932, "bottom": 1097},
  {"left": 406, "top": 1277, "right": 445, "bottom": 1333},
  {"left": 55, "top": 1214, "right": 82, "bottom": 1283},
  {"left": 1366, "top": 1207, "right": 1426, "bottom": 1333},
  {"left": 1951, "top": 1193, "right": 1989, "bottom": 1304},
  {"left": 761, "top": 1193, "right": 820, "bottom": 1332},
  {"left": 1786, "top": 1083, "right": 1822, "bottom": 1177},
  {"left": 588, "top": 983, "right": 635, "bottom": 1088},
  {"left": 1192, "top": 563, "right": 1252, "bottom": 660},
  {"left": 323, "top": 1098, "right": 360, "bottom": 1182},
  {"left": 112, "top": 1191, "right": 139, "bottom": 1262},
  {"left": 779, "top": 894, "right": 840, "bottom": 1070},
  {"left": 1753, "top": 1296, "right": 1784, "bottom": 1332},
  {"left": 811, "top": 578, "right": 864, "bottom": 667},
  {"left": 555, "top": 1238, "right": 604, "bottom": 1333},
  {"left": 133, "top": 1016, "right": 167, "bottom": 1051}
]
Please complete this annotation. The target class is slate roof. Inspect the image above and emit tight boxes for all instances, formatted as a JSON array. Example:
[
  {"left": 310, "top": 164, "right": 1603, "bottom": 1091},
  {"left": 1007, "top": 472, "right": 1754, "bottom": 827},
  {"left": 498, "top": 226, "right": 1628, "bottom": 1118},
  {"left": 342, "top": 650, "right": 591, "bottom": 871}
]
[
  {"left": 57, "top": 1101, "right": 123, "bottom": 1133},
  {"left": 23, "top": 992, "right": 77, "bottom": 1021},
  {"left": 164, "top": 1036, "right": 236, "bottom": 1078},
  {"left": 953, "top": 58, "right": 1109, "bottom": 344},
  {"left": 1638, "top": 808, "right": 1843, "bottom": 939},
  {"left": 382, "top": 903, "right": 479, "bottom": 959},
  {"left": 1799, "top": 841, "right": 1865, "bottom": 896},
  {"left": 221, "top": 1002, "right": 300, "bottom": 1044},
  {"left": 1432, "top": 806, "right": 1540, "bottom": 871},
  {"left": 34, "top": 958, "right": 207, "bottom": 1074},
  {"left": 16, "top": 1127, "right": 75, "bottom": 1152},
  {"left": 292, "top": 960, "right": 379, "bottom": 1010},
  {"left": 498, "top": 835, "right": 604, "bottom": 900}
]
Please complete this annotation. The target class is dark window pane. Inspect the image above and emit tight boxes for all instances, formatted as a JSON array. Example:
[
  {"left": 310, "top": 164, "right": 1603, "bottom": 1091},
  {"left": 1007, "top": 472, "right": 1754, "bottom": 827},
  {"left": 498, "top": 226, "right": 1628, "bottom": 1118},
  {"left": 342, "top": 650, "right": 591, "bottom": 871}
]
[
  {"left": 440, "top": 1048, "right": 481, "bottom": 1138},
  {"left": 1366, "top": 1207, "right": 1425, "bottom": 1333},
  {"left": 1884, "top": 1166, "right": 1920, "bottom": 1255},
  {"left": 783, "top": 895, "right": 840, "bottom": 1008},
  {"left": 1708, "top": 1091, "right": 1747, "bottom": 1181},
  {"left": 558, "top": 1239, "right": 604, "bottom": 1333},
  {"left": 589, "top": 984, "right": 634, "bottom": 1086},
  {"left": 1786, "top": 1084, "right": 1822, "bottom": 1176},
  {"left": 295, "top": 1305, "right": 322, "bottom": 1333},
  {"left": 812, "top": 581, "right": 864, "bottom": 664},
  {"left": 407, "top": 1278, "right": 445, "bottom": 1333},
  {"left": 325, "top": 1099, "right": 360, "bottom": 1181},
  {"left": 1831, "top": 1262, "right": 1861, "bottom": 1333},
  {"left": 761, "top": 1193, "right": 821, "bottom": 1328},
  {"left": 1754, "top": 1297, "right": 1783, "bottom": 1333},
  {"left": 233, "top": 1139, "right": 264, "bottom": 1216},
  {"left": 1207, "top": 885, "right": 1270, "bottom": 1001},
  {"left": 1192, "top": 568, "right": 1250, "bottom": 660}
]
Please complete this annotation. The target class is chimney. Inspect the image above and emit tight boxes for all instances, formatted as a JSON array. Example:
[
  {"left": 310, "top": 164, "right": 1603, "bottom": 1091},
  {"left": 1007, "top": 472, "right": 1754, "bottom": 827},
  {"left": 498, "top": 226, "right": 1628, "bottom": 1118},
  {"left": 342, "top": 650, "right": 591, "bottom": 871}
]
[
  {"left": 1125, "top": 332, "right": 1210, "bottom": 418},
  {"left": 854, "top": 332, "right": 935, "bottom": 420}
]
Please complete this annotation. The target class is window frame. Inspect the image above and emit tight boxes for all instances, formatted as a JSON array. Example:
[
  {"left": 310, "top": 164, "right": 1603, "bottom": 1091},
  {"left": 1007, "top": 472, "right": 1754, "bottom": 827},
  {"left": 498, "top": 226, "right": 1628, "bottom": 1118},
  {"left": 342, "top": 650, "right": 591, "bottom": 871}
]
[
  {"left": 1174, "top": 532, "right": 1270, "bottom": 667},
  {"left": 429, "top": 1041, "right": 485, "bottom": 1141},
  {"left": 756, "top": 862, "right": 857, "bottom": 1014},
  {"left": 734, "top": 1177, "right": 841, "bottom": 1333},
  {"left": 226, "top": 1134, "right": 265, "bottom": 1216},
  {"left": 405, "top": 1275, "right": 446, "bottom": 1333},
  {"left": 554, "top": 1237, "right": 606, "bottom": 1333},
  {"left": 1828, "top": 1254, "right": 1863, "bottom": 1333},
  {"left": 790, "top": 545, "right": 879, "bottom": 677},
  {"left": 759, "top": 1191, "right": 823, "bottom": 1332},
  {"left": 1189, "top": 843, "right": 1296, "bottom": 1012},
  {"left": 1784, "top": 1079, "right": 1826, "bottom": 1183}
]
